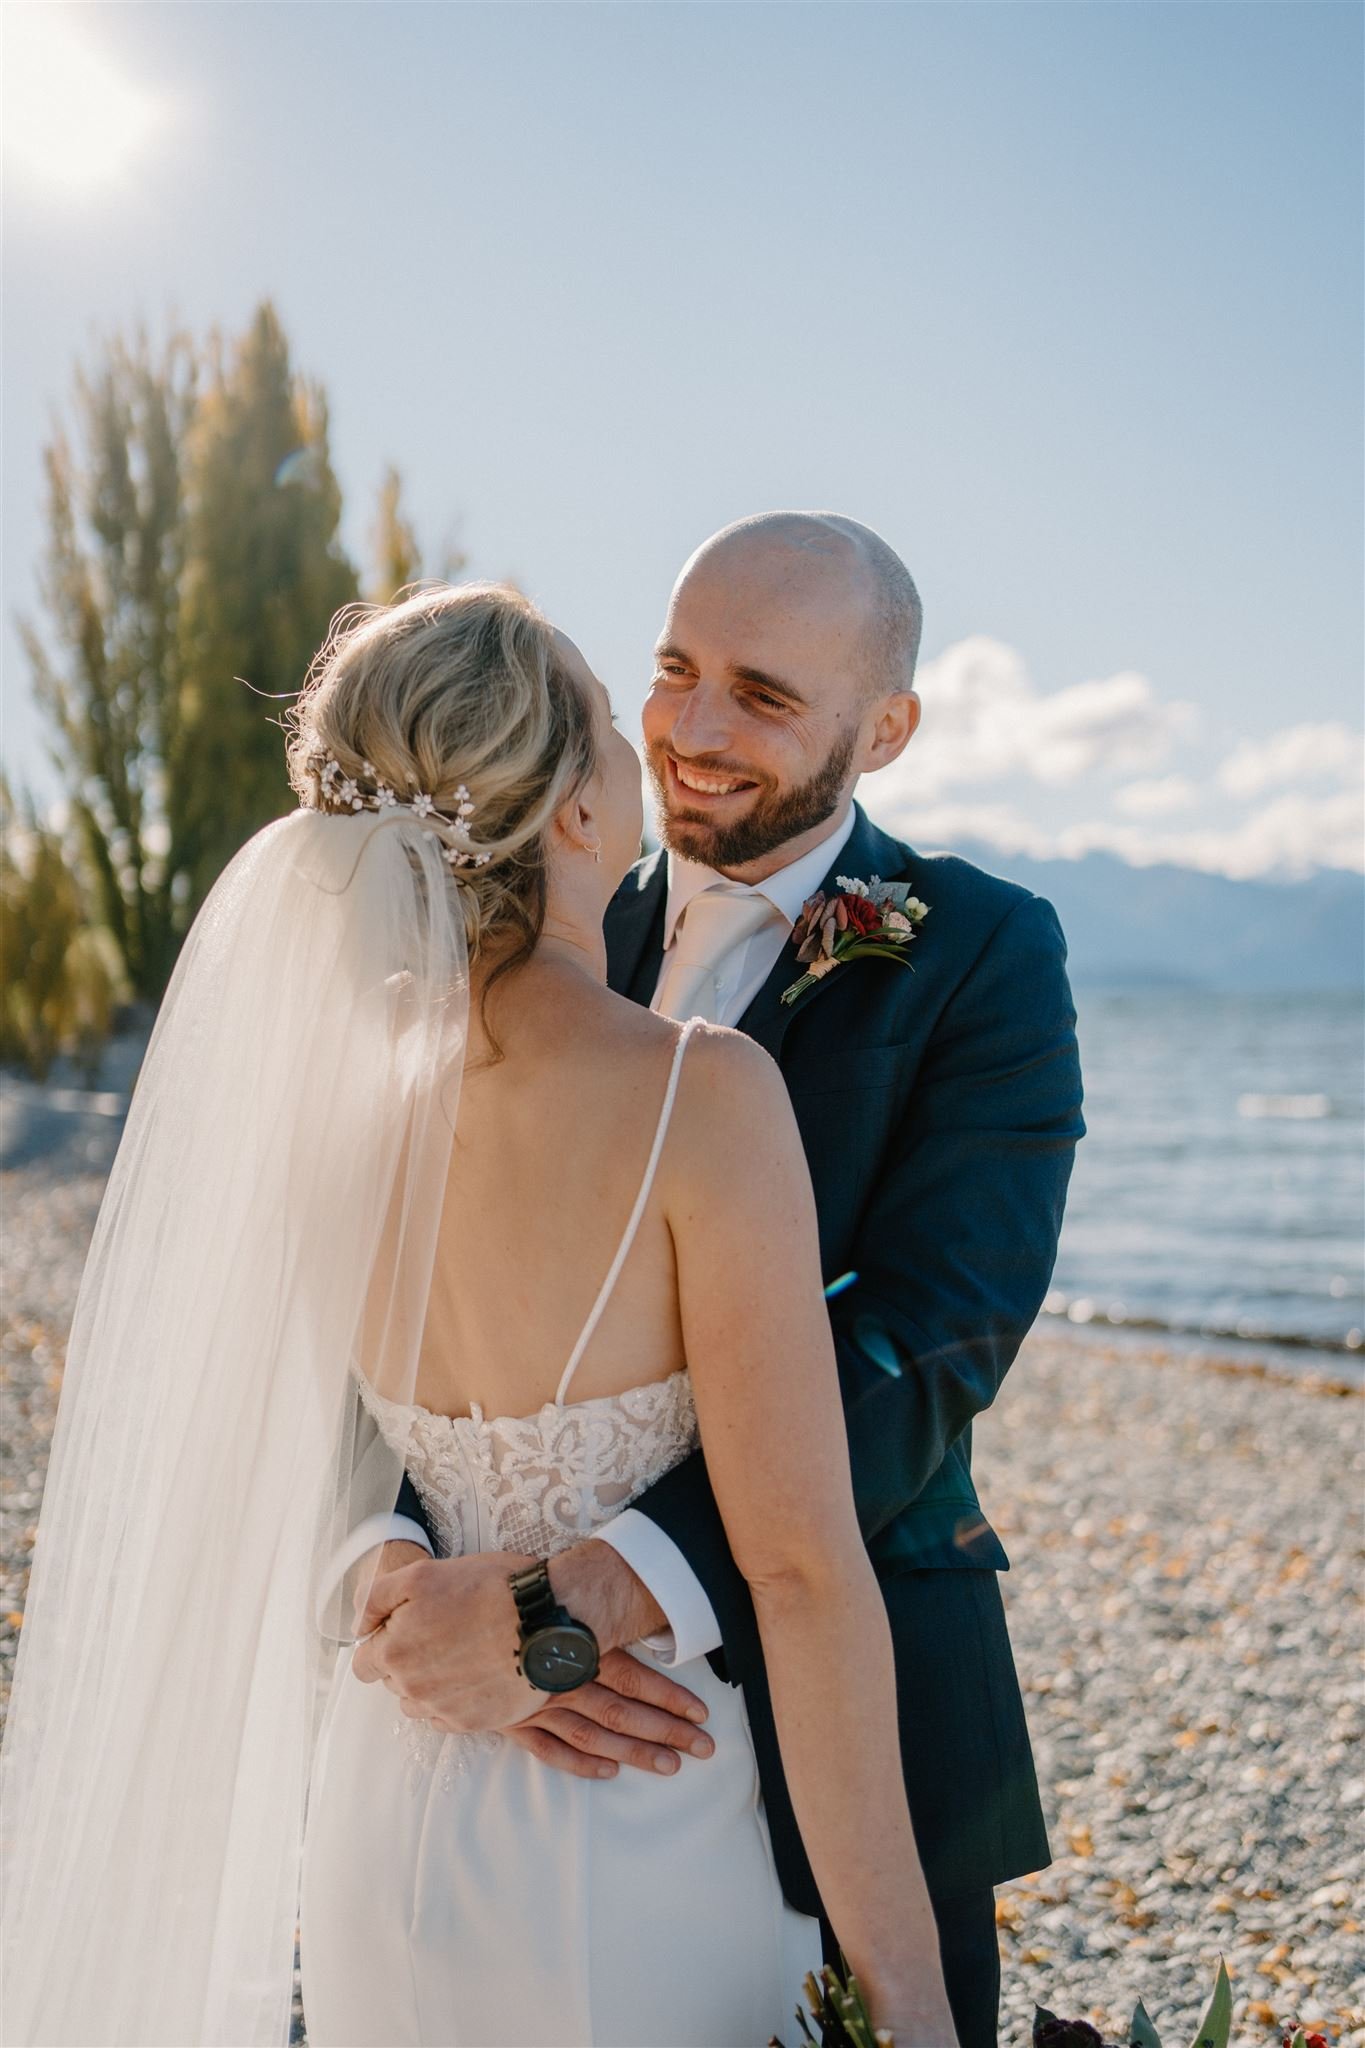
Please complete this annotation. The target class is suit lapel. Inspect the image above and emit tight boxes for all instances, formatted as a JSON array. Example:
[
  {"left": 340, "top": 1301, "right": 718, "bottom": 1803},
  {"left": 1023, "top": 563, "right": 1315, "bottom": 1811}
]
[
  {"left": 605, "top": 803, "right": 916, "bottom": 1057},
  {"left": 604, "top": 849, "right": 668, "bottom": 1003},
  {"left": 737, "top": 801, "right": 914, "bottom": 1062}
]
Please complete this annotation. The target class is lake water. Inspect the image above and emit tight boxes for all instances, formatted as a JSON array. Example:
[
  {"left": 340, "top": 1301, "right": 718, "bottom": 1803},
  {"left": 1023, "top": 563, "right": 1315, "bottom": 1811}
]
[
  {"left": 1048, "top": 990, "right": 1364, "bottom": 1362},
  {"left": 4, "top": 991, "right": 1362, "bottom": 1375}
]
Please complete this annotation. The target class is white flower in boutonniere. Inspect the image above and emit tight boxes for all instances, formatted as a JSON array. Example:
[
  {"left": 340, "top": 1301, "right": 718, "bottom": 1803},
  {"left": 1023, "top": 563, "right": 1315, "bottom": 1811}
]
[{"left": 780, "top": 876, "right": 929, "bottom": 1006}]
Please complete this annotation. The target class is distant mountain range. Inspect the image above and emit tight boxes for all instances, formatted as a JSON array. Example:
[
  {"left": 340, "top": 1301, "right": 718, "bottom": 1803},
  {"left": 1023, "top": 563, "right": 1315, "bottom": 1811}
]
[{"left": 940, "top": 843, "right": 1363, "bottom": 991}]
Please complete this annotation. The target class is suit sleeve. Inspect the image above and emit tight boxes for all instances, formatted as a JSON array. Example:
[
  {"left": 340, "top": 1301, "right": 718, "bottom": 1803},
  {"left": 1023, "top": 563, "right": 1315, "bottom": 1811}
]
[
  {"left": 629, "top": 891, "right": 1085, "bottom": 1680},
  {"left": 394, "top": 1469, "right": 438, "bottom": 1549}
]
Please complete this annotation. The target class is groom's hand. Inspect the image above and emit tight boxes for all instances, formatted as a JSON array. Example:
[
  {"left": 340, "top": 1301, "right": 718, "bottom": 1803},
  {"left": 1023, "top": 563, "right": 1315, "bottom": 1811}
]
[
  {"left": 506, "top": 1650, "right": 714, "bottom": 1780},
  {"left": 352, "top": 1548, "right": 546, "bottom": 1728},
  {"left": 350, "top": 1537, "right": 431, "bottom": 1631},
  {"left": 503, "top": 1540, "right": 714, "bottom": 1778},
  {"left": 351, "top": 1539, "right": 712, "bottom": 1776}
]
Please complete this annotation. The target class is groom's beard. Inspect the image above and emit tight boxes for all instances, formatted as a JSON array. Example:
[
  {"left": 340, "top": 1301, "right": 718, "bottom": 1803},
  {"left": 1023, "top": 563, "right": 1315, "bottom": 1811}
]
[{"left": 647, "top": 724, "right": 857, "bottom": 870}]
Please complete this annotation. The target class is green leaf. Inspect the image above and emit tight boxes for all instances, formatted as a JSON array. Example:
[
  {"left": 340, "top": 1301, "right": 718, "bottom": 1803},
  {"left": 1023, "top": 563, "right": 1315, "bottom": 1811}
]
[
  {"left": 793, "top": 2004, "right": 819, "bottom": 2045},
  {"left": 1130, "top": 1997, "right": 1163, "bottom": 2048},
  {"left": 839, "top": 943, "right": 916, "bottom": 970},
  {"left": 1186, "top": 1958, "right": 1233, "bottom": 2048}
]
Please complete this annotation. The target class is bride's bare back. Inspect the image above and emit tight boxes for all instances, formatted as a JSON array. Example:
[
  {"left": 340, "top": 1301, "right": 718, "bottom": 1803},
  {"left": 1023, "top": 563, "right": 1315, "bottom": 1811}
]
[{"left": 414, "top": 952, "right": 692, "bottom": 1420}]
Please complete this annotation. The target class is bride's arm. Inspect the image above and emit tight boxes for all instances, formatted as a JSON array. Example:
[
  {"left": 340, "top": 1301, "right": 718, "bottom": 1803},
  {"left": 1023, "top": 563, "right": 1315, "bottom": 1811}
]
[{"left": 664, "top": 1026, "right": 957, "bottom": 2047}]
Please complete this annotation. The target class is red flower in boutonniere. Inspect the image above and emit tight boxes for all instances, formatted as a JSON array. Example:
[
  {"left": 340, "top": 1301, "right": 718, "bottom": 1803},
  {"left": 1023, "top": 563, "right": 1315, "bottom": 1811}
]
[{"left": 781, "top": 874, "right": 929, "bottom": 1006}]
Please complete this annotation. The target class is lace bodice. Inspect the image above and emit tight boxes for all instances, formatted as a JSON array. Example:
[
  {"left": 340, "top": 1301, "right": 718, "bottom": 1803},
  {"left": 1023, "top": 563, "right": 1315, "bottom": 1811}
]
[{"left": 354, "top": 1369, "right": 698, "bottom": 1562}]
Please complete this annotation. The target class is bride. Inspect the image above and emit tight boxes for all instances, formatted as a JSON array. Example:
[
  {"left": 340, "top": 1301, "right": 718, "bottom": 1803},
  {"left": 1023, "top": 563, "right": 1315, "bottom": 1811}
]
[{"left": 0, "top": 583, "right": 955, "bottom": 2048}]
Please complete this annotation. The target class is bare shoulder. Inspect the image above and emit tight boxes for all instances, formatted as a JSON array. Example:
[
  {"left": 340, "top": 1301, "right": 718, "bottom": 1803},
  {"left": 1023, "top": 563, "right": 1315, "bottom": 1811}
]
[
  {"left": 664, "top": 1021, "right": 803, "bottom": 1195},
  {"left": 564, "top": 998, "right": 784, "bottom": 1114},
  {"left": 676, "top": 1019, "right": 789, "bottom": 1113},
  {"left": 587, "top": 981, "right": 695, "bottom": 1071},
  {"left": 513, "top": 969, "right": 679, "bottom": 1066}
]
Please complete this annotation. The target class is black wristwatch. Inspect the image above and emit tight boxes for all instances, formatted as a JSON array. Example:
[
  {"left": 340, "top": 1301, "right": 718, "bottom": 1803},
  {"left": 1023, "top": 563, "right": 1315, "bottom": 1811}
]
[{"left": 508, "top": 1560, "right": 601, "bottom": 1694}]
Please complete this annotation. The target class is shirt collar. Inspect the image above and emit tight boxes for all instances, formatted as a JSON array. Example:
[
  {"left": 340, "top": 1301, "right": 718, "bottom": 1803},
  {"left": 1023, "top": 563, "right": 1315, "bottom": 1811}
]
[{"left": 661, "top": 802, "right": 859, "bottom": 951}]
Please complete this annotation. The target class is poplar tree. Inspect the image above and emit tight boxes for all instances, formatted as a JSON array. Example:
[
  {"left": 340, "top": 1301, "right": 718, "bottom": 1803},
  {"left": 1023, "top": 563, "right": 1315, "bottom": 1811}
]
[
  {"left": 174, "top": 302, "right": 358, "bottom": 913},
  {"left": 21, "top": 331, "right": 195, "bottom": 998},
  {"left": 369, "top": 464, "right": 423, "bottom": 603}
]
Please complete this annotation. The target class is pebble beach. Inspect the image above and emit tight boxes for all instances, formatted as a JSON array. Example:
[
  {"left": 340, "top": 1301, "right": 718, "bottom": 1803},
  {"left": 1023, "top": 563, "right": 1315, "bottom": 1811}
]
[
  {"left": 980, "top": 1333, "right": 1363, "bottom": 2048},
  {"left": 1, "top": 1069, "right": 1361, "bottom": 2048}
]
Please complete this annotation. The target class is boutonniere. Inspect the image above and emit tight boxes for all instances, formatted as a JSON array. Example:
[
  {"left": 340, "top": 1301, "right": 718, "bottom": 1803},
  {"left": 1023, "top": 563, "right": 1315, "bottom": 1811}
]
[{"left": 781, "top": 874, "right": 929, "bottom": 1006}]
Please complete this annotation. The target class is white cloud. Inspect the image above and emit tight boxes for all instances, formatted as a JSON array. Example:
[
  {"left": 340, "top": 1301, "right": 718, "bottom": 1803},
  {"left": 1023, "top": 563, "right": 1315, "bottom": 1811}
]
[
  {"left": 1113, "top": 776, "right": 1199, "bottom": 820},
  {"left": 1218, "top": 722, "right": 1363, "bottom": 801},
  {"left": 894, "top": 636, "right": 1195, "bottom": 802},
  {"left": 863, "top": 635, "right": 1363, "bottom": 880},
  {"left": 875, "top": 801, "right": 1057, "bottom": 860},
  {"left": 868, "top": 786, "right": 1365, "bottom": 880},
  {"left": 1051, "top": 788, "right": 1365, "bottom": 879}
]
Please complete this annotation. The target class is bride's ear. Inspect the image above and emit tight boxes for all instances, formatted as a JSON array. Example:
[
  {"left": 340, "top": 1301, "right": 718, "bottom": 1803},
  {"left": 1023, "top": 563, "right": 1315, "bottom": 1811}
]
[{"left": 551, "top": 786, "right": 602, "bottom": 864}]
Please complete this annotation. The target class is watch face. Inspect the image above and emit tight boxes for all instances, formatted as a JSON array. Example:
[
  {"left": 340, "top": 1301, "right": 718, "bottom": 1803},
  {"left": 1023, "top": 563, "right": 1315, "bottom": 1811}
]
[{"left": 523, "top": 1623, "right": 600, "bottom": 1693}]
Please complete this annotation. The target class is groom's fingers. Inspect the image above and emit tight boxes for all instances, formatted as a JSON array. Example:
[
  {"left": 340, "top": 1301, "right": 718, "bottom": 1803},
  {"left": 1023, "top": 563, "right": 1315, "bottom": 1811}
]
[
  {"left": 348, "top": 1539, "right": 433, "bottom": 1647},
  {"left": 353, "top": 1555, "right": 429, "bottom": 1639},
  {"left": 350, "top": 1633, "right": 386, "bottom": 1685},
  {"left": 595, "top": 1647, "right": 708, "bottom": 1725},
  {"left": 502, "top": 1656, "right": 717, "bottom": 1778},
  {"left": 350, "top": 1557, "right": 433, "bottom": 1683},
  {"left": 503, "top": 1724, "right": 620, "bottom": 1780},
  {"left": 524, "top": 1692, "right": 715, "bottom": 1775}
]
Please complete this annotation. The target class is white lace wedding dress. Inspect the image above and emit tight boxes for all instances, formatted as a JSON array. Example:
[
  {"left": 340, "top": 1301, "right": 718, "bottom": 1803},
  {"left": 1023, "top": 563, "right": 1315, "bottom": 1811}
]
[{"left": 299, "top": 1020, "right": 820, "bottom": 2047}]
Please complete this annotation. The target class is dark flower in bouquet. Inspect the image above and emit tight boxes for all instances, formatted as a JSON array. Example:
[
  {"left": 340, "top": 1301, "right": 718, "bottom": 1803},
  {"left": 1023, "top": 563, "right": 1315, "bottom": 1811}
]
[
  {"left": 1032, "top": 1959, "right": 1233, "bottom": 2048},
  {"left": 1034, "top": 2018, "right": 1106, "bottom": 2048}
]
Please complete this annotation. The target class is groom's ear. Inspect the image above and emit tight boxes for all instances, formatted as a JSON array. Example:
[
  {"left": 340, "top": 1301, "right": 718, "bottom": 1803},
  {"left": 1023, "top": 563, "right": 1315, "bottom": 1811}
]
[{"left": 862, "top": 689, "right": 920, "bottom": 773}]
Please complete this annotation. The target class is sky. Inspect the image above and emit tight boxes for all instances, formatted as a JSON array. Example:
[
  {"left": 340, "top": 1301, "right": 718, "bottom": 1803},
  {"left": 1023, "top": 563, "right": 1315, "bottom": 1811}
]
[{"left": 3, "top": 0, "right": 1362, "bottom": 880}]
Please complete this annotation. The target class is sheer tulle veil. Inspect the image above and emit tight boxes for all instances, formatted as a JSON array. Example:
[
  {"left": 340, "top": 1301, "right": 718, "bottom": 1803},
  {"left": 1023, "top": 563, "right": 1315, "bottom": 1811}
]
[{"left": 0, "top": 806, "right": 469, "bottom": 2045}]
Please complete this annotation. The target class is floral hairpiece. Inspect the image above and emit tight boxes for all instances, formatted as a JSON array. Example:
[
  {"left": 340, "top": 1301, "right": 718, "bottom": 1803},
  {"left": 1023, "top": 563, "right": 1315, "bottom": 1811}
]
[{"left": 304, "top": 752, "right": 492, "bottom": 871}]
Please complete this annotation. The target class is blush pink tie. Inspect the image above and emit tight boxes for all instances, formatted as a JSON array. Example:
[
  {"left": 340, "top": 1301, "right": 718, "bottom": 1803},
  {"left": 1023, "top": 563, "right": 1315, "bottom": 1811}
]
[{"left": 652, "top": 887, "right": 780, "bottom": 1024}]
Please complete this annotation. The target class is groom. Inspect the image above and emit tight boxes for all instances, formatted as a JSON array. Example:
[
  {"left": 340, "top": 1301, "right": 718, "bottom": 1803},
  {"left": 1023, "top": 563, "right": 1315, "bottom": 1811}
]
[{"left": 356, "top": 512, "right": 1084, "bottom": 2048}]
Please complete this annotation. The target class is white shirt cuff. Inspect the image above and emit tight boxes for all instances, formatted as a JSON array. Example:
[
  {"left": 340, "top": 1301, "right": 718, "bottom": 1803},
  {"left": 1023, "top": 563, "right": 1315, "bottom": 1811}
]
[
  {"left": 313, "top": 1511, "right": 435, "bottom": 1632},
  {"left": 594, "top": 1508, "right": 723, "bottom": 1668}
]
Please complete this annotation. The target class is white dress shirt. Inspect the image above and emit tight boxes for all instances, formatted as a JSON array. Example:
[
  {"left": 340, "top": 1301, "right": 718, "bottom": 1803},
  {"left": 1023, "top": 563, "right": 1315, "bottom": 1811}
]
[{"left": 593, "top": 804, "right": 858, "bottom": 1665}]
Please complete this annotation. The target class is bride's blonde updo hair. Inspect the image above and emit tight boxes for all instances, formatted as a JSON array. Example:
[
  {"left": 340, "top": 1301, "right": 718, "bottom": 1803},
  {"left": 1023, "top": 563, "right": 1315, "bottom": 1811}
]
[{"left": 285, "top": 582, "right": 599, "bottom": 977}]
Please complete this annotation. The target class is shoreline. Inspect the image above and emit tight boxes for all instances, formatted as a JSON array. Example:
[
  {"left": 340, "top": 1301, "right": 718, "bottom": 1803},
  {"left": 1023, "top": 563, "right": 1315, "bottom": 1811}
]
[{"left": 1033, "top": 1318, "right": 1364, "bottom": 1397}]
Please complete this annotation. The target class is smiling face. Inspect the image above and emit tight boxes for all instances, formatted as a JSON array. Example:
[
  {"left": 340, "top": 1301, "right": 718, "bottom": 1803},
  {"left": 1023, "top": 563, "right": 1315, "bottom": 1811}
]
[{"left": 643, "top": 516, "right": 921, "bottom": 880}]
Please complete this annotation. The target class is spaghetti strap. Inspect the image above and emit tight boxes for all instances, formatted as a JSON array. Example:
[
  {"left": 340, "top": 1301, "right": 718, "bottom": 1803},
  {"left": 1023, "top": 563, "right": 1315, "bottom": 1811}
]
[{"left": 554, "top": 1017, "right": 702, "bottom": 1407}]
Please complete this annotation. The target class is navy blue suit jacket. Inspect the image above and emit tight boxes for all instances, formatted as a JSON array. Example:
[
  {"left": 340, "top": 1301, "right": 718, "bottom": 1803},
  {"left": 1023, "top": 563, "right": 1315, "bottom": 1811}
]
[{"left": 399, "top": 800, "right": 1084, "bottom": 1911}]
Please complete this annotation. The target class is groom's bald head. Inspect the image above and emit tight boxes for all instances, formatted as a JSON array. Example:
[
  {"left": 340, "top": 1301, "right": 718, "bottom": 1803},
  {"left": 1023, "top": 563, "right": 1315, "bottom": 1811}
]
[
  {"left": 645, "top": 510, "right": 923, "bottom": 880},
  {"left": 679, "top": 511, "right": 923, "bottom": 702}
]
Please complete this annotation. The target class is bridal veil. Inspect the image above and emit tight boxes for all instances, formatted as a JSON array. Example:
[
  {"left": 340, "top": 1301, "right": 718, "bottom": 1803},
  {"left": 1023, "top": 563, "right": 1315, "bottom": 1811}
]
[{"left": 0, "top": 808, "right": 469, "bottom": 2045}]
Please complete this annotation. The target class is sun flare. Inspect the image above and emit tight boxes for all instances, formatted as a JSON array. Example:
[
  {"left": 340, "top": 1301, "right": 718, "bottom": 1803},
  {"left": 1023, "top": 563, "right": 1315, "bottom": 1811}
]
[{"left": 2, "top": 5, "right": 162, "bottom": 198}]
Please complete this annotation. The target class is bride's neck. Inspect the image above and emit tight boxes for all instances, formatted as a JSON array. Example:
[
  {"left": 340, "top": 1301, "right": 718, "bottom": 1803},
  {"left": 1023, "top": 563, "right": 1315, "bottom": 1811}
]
[
  {"left": 535, "top": 917, "right": 609, "bottom": 984},
  {"left": 468, "top": 920, "right": 608, "bottom": 1023},
  {"left": 464, "top": 934, "right": 608, "bottom": 1072}
]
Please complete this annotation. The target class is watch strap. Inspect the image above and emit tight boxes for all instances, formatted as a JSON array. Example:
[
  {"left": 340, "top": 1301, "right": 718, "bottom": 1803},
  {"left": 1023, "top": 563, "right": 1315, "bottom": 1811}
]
[{"left": 508, "top": 1560, "right": 564, "bottom": 1638}]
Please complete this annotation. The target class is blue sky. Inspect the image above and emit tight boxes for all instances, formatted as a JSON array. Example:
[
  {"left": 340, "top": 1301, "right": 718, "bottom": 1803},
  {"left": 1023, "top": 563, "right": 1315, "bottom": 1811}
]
[{"left": 4, "top": 1, "right": 1361, "bottom": 876}]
